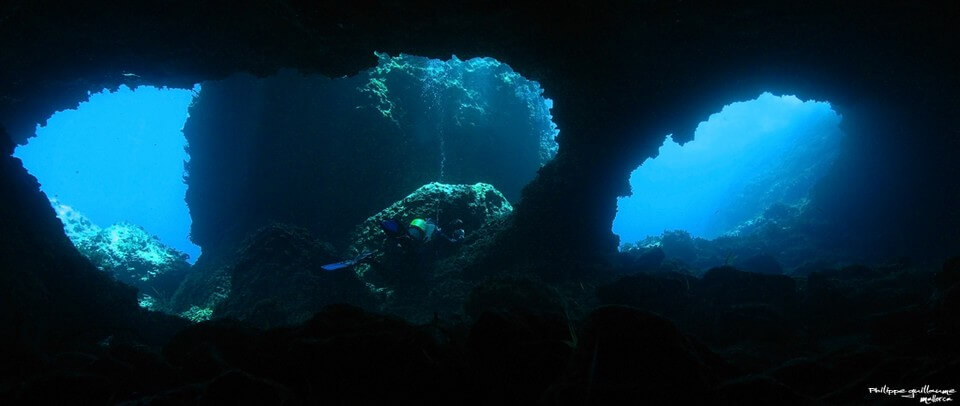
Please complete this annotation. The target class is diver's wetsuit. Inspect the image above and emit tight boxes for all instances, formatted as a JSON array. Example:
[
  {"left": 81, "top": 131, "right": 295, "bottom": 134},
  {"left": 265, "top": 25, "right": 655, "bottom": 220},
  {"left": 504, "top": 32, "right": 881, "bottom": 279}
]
[
  {"left": 380, "top": 218, "right": 464, "bottom": 258},
  {"left": 369, "top": 218, "right": 466, "bottom": 285}
]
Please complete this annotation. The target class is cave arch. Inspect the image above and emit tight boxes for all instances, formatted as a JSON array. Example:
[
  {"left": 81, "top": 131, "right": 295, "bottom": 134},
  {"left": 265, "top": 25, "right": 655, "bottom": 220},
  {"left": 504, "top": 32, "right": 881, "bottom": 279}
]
[
  {"left": 14, "top": 85, "right": 202, "bottom": 261},
  {"left": 613, "top": 92, "right": 845, "bottom": 246}
]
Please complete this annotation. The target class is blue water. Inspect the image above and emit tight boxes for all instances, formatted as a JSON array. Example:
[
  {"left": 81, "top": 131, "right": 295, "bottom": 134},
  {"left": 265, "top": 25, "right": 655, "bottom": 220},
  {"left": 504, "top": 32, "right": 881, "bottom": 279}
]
[
  {"left": 14, "top": 84, "right": 200, "bottom": 262},
  {"left": 613, "top": 92, "right": 843, "bottom": 246}
]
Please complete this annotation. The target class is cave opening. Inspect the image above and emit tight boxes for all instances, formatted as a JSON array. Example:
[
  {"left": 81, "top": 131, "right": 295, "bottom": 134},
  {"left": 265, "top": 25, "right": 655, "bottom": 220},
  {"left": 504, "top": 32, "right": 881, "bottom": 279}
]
[
  {"left": 168, "top": 53, "right": 561, "bottom": 322},
  {"left": 13, "top": 84, "right": 201, "bottom": 267},
  {"left": 613, "top": 92, "right": 843, "bottom": 269},
  {"left": 183, "top": 53, "right": 559, "bottom": 261}
]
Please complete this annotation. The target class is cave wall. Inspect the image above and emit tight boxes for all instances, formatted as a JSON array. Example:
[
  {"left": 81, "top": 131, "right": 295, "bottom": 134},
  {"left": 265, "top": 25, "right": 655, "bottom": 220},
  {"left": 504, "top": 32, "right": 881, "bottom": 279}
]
[
  {"left": 1, "top": 1, "right": 959, "bottom": 346},
  {"left": 185, "top": 55, "right": 554, "bottom": 258},
  {"left": 183, "top": 71, "right": 408, "bottom": 255},
  {"left": 0, "top": 151, "right": 185, "bottom": 360},
  {"left": 808, "top": 98, "right": 960, "bottom": 262}
]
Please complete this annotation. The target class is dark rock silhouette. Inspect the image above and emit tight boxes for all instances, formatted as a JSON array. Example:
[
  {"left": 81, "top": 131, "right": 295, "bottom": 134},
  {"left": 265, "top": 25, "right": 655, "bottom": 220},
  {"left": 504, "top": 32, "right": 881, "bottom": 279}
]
[{"left": 210, "top": 224, "right": 378, "bottom": 328}]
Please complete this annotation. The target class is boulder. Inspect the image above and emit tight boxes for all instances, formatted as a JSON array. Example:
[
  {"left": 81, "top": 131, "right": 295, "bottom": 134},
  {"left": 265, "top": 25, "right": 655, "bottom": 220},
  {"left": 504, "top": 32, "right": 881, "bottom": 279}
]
[
  {"left": 174, "top": 183, "right": 512, "bottom": 325},
  {"left": 547, "top": 306, "right": 720, "bottom": 404},
  {"left": 468, "top": 310, "right": 572, "bottom": 404},
  {"left": 712, "top": 375, "right": 809, "bottom": 405},
  {"left": 617, "top": 245, "right": 666, "bottom": 272},
  {"left": 659, "top": 229, "right": 700, "bottom": 264},
  {"left": 211, "top": 224, "right": 378, "bottom": 328},
  {"left": 936, "top": 256, "right": 960, "bottom": 291},
  {"left": 348, "top": 182, "right": 513, "bottom": 257},
  {"left": 164, "top": 304, "right": 455, "bottom": 404},
  {"left": 695, "top": 266, "right": 799, "bottom": 344},
  {"left": 595, "top": 271, "right": 693, "bottom": 318},
  {"left": 346, "top": 182, "right": 513, "bottom": 321},
  {"left": 699, "top": 266, "right": 798, "bottom": 309},
  {"left": 464, "top": 274, "right": 566, "bottom": 319},
  {"left": 739, "top": 254, "right": 784, "bottom": 275}
]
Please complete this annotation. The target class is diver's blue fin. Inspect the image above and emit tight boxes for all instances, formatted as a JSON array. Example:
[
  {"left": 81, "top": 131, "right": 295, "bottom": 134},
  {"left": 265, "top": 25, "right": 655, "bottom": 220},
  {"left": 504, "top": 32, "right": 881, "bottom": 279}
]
[
  {"left": 355, "top": 250, "right": 373, "bottom": 262},
  {"left": 321, "top": 260, "right": 355, "bottom": 271},
  {"left": 321, "top": 251, "right": 375, "bottom": 271}
]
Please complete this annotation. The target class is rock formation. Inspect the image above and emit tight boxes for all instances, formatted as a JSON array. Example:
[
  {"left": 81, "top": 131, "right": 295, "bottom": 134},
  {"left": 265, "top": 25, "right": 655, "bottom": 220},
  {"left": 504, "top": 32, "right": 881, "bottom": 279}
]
[{"left": 50, "top": 199, "right": 191, "bottom": 311}]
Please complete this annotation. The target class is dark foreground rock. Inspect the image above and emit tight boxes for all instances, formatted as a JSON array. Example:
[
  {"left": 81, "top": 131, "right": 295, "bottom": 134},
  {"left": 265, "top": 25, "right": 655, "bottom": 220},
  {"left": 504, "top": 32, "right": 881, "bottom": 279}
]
[
  {"left": 173, "top": 224, "right": 378, "bottom": 328},
  {"left": 0, "top": 154, "right": 188, "bottom": 375},
  {"left": 4, "top": 288, "right": 958, "bottom": 405},
  {"left": 4, "top": 305, "right": 459, "bottom": 405},
  {"left": 173, "top": 183, "right": 513, "bottom": 326},
  {"left": 213, "top": 224, "right": 378, "bottom": 328},
  {"left": 545, "top": 306, "right": 725, "bottom": 405},
  {"left": 1, "top": 305, "right": 723, "bottom": 405}
]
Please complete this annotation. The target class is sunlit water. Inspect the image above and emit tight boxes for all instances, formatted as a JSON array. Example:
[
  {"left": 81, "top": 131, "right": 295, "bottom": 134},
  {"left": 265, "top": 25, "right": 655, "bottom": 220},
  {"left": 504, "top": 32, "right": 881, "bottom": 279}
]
[
  {"left": 14, "top": 84, "right": 201, "bottom": 262},
  {"left": 613, "top": 92, "right": 843, "bottom": 246}
]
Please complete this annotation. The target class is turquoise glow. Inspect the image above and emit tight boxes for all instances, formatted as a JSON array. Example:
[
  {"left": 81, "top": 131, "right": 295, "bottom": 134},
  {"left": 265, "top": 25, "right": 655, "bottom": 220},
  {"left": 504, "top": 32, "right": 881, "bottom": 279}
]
[
  {"left": 14, "top": 84, "right": 200, "bottom": 262},
  {"left": 613, "top": 92, "right": 843, "bottom": 245}
]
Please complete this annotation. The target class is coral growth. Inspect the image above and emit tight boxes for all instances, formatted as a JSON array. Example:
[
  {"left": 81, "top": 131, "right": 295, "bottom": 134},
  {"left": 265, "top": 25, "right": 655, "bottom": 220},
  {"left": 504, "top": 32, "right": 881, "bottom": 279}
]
[
  {"left": 361, "top": 53, "right": 559, "bottom": 162},
  {"left": 623, "top": 200, "right": 838, "bottom": 275},
  {"left": 348, "top": 182, "right": 513, "bottom": 321},
  {"left": 50, "top": 199, "right": 190, "bottom": 311},
  {"left": 348, "top": 182, "right": 513, "bottom": 257},
  {"left": 213, "top": 224, "right": 377, "bottom": 328},
  {"left": 174, "top": 183, "right": 514, "bottom": 325}
]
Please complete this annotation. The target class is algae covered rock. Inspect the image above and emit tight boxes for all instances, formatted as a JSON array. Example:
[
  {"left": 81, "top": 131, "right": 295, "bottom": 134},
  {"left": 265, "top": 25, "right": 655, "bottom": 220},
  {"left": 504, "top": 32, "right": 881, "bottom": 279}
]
[
  {"left": 622, "top": 200, "right": 834, "bottom": 275},
  {"left": 738, "top": 254, "right": 784, "bottom": 275},
  {"left": 50, "top": 197, "right": 102, "bottom": 245},
  {"left": 349, "top": 182, "right": 512, "bottom": 254},
  {"left": 464, "top": 274, "right": 566, "bottom": 319},
  {"left": 167, "top": 253, "right": 231, "bottom": 322},
  {"left": 347, "top": 182, "right": 513, "bottom": 275},
  {"left": 83, "top": 224, "right": 190, "bottom": 288},
  {"left": 347, "top": 182, "right": 514, "bottom": 321},
  {"left": 211, "top": 224, "right": 378, "bottom": 328},
  {"left": 175, "top": 183, "right": 512, "bottom": 325},
  {"left": 50, "top": 198, "right": 191, "bottom": 310}
]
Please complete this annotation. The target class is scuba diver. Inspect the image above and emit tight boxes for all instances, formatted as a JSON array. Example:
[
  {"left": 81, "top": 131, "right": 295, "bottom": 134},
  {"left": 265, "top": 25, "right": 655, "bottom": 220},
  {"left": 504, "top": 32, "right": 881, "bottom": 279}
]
[
  {"left": 377, "top": 217, "right": 464, "bottom": 254},
  {"left": 320, "top": 217, "right": 464, "bottom": 271},
  {"left": 405, "top": 218, "right": 465, "bottom": 245}
]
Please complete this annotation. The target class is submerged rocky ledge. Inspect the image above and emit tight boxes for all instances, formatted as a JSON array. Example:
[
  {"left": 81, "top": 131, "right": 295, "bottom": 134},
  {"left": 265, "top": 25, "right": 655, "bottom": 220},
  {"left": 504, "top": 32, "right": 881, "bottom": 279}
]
[{"left": 5, "top": 259, "right": 958, "bottom": 404}]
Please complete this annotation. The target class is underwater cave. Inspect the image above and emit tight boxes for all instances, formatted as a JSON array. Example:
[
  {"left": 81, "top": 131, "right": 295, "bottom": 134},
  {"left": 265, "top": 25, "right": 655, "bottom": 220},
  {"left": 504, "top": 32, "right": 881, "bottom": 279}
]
[
  {"left": 12, "top": 53, "right": 559, "bottom": 316},
  {"left": 2, "top": 2, "right": 959, "bottom": 405}
]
